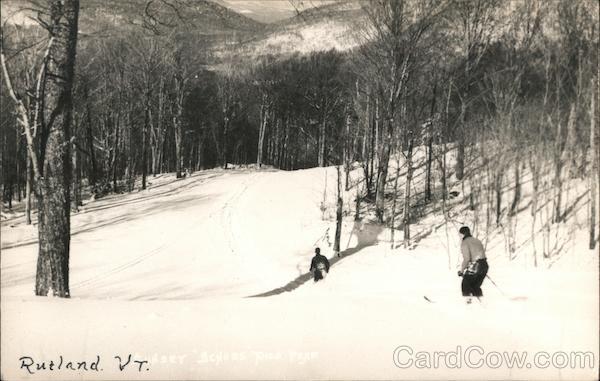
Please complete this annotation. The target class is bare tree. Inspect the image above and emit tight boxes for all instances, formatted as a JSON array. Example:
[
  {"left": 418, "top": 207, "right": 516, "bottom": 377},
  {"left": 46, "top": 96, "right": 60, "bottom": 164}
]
[
  {"left": 357, "top": 0, "right": 446, "bottom": 223},
  {"left": 167, "top": 32, "right": 207, "bottom": 178},
  {"left": 1, "top": 0, "right": 80, "bottom": 297},
  {"left": 216, "top": 61, "right": 238, "bottom": 169},
  {"left": 449, "top": 0, "right": 499, "bottom": 181},
  {"left": 333, "top": 165, "right": 343, "bottom": 256},
  {"left": 256, "top": 92, "right": 271, "bottom": 168}
]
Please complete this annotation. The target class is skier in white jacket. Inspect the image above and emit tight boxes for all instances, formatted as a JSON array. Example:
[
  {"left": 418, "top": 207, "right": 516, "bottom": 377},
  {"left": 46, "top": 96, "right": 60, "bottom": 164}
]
[{"left": 457, "top": 226, "right": 489, "bottom": 302}]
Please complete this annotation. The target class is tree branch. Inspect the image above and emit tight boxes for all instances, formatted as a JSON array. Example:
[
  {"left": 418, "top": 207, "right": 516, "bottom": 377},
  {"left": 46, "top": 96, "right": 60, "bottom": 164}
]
[
  {"left": 33, "top": 36, "right": 54, "bottom": 138},
  {"left": 1, "top": 36, "right": 41, "bottom": 180}
]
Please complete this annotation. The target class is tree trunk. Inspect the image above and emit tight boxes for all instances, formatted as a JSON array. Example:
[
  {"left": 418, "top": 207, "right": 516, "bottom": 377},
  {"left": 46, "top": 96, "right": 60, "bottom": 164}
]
[
  {"left": 564, "top": 102, "right": 578, "bottom": 179},
  {"left": 509, "top": 160, "right": 520, "bottom": 215},
  {"left": 374, "top": 97, "right": 379, "bottom": 168},
  {"left": 72, "top": 143, "right": 80, "bottom": 211},
  {"left": 223, "top": 118, "right": 229, "bottom": 169},
  {"left": 530, "top": 151, "right": 540, "bottom": 267},
  {"left": 367, "top": 95, "right": 376, "bottom": 197},
  {"left": 111, "top": 112, "right": 120, "bottom": 191},
  {"left": 426, "top": 132, "right": 433, "bottom": 202},
  {"left": 559, "top": 104, "right": 577, "bottom": 221},
  {"left": 344, "top": 111, "right": 351, "bottom": 191},
  {"left": 149, "top": 109, "right": 158, "bottom": 177},
  {"left": 142, "top": 95, "right": 149, "bottom": 190},
  {"left": 199, "top": 129, "right": 205, "bottom": 170},
  {"left": 375, "top": 141, "right": 390, "bottom": 223},
  {"left": 159, "top": 133, "right": 166, "bottom": 174},
  {"left": 174, "top": 115, "right": 183, "bottom": 178},
  {"left": 283, "top": 116, "right": 290, "bottom": 169},
  {"left": 553, "top": 115, "right": 565, "bottom": 223},
  {"left": 403, "top": 139, "right": 414, "bottom": 248},
  {"left": 16, "top": 132, "right": 21, "bottom": 203},
  {"left": 495, "top": 168, "right": 503, "bottom": 226},
  {"left": 390, "top": 155, "right": 401, "bottom": 248},
  {"left": 354, "top": 182, "right": 361, "bottom": 221},
  {"left": 456, "top": 47, "right": 471, "bottom": 182},
  {"left": 1, "top": 125, "right": 7, "bottom": 209},
  {"left": 375, "top": 114, "right": 393, "bottom": 223},
  {"left": 25, "top": 153, "right": 33, "bottom": 224},
  {"left": 455, "top": 118, "right": 465, "bottom": 180},
  {"left": 174, "top": 80, "right": 184, "bottom": 178},
  {"left": 318, "top": 115, "right": 326, "bottom": 167},
  {"left": 442, "top": 79, "right": 452, "bottom": 202},
  {"left": 84, "top": 89, "right": 97, "bottom": 190},
  {"left": 441, "top": 142, "right": 447, "bottom": 202},
  {"left": 590, "top": 78, "right": 597, "bottom": 250},
  {"left": 426, "top": 80, "right": 437, "bottom": 202},
  {"left": 126, "top": 101, "right": 134, "bottom": 192},
  {"left": 257, "top": 96, "right": 267, "bottom": 168},
  {"left": 360, "top": 90, "right": 372, "bottom": 197},
  {"left": 334, "top": 165, "right": 343, "bottom": 256},
  {"left": 35, "top": 0, "right": 79, "bottom": 298},
  {"left": 150, "top": 78, "right": 165, "bottom": 177}
]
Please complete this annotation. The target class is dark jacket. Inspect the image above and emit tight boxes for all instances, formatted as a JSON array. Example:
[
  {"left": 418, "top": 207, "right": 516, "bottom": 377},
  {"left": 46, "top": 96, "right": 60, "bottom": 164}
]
[{"left": 310, "top": 254, "right": 330, "bottom": 272}]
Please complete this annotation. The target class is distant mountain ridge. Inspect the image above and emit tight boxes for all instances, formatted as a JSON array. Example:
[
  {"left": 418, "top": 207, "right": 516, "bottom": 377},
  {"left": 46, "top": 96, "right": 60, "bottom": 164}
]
[
  {"left": 272, "top": 0, "right": 362, "bottom": 27},
  {"left": 213, "top": 0, "right": 299, "bottom": 23},
  {"left": 1, "top": 0, "right": 265, "bottom": 36},
  {"left": 1, "top": 0, "right": 362, "bottom": 57}
]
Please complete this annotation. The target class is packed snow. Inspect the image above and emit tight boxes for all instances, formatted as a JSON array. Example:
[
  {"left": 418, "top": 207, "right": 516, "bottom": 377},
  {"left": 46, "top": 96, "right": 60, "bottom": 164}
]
[
  {"left": 1, "top": 157, "right": 598, "bottom": 380},
  {"left": 241, "top": 20, "right": 359, "bottom": 57}
]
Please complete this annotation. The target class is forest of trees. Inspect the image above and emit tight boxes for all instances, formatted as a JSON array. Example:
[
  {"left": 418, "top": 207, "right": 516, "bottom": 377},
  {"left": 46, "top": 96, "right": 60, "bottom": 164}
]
[{"left": 1, "top": 0, "right": 598, "bottom": 296}]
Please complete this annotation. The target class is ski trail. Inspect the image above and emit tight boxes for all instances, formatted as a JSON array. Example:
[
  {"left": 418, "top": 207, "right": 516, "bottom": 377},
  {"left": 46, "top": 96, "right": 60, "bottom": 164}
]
[
  {"left": 219, "top": 172, "right": 259, "bottom": 255},
  {"left": 69, "top": 174, "right": 243, "bottom": 294},
  {"left": 71, "top": 204, "right": 211, "bottom": 292},
  {"left": 71, "top": 243, "right": 169, "bottom": 289},
  {"left": 69, "top": 170, "right": 262, "bottom": 298},
  {"left": 1, "top": 173, "right": 214, "bottom": 251}
]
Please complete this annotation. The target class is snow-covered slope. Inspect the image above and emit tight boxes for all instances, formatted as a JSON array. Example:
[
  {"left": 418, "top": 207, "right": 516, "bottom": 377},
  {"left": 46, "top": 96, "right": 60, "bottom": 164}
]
[
  {"left": 242, "top": 19, "right": 359, "bottom": 56},
  {"left": 1, "top": 158, "right": 598, "bottom": 380},
  {"left": 237, "top": 1, "right": 362, "bottom": 57},
  {"left": 1, "top": 168, "right": 333, "bottom": 300}
]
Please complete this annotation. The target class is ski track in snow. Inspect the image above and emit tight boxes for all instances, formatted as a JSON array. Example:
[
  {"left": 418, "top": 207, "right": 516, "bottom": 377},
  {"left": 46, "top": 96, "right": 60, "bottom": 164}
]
[
  {"left": 71, "top": 233, "right": 176, "bottom": 290},
  {"left": 0, "top": 173, "right": 215, "bottom": 251},
  {"left": 218, "top": 172, "right": 259, "bottom": 255}
]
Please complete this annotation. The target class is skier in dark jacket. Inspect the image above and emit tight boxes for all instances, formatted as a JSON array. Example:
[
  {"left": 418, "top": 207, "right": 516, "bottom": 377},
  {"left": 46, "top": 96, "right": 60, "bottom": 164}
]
[
  {"left": 457, "top": 226, "right": 489, "bottom": 303},
  {"left": 310, "top": 247, "right": 330, "bottom": 282}
]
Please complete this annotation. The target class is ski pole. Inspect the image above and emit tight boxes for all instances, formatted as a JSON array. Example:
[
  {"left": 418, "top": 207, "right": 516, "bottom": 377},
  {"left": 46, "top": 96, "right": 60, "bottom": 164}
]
[
  {"left": 485, "top": 274, "right": 507, "bottom": 297},
  {"left": 312, "top": 227, "right": 330, "bottom": 247}
]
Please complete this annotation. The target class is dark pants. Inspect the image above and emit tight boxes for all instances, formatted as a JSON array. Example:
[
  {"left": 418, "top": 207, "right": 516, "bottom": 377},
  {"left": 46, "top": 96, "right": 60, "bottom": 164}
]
[
  {"left": 313, "top": 269, "right": 323, "bottom": 281},
  {"left": 461, "top": 259, "right": 489, "bottom": 297},
  {"left": 312, "top": 264, "right": 327, "bottom": 282}
]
